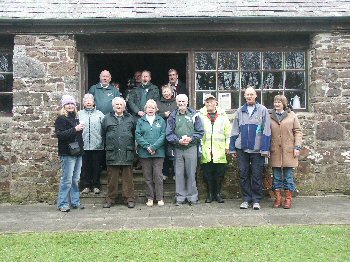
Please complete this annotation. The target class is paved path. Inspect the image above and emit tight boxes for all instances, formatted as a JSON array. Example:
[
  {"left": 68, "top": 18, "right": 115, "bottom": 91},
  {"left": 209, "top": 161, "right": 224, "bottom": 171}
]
[{"left": 0, "top": 196, "right": 349, "bottom": 233}]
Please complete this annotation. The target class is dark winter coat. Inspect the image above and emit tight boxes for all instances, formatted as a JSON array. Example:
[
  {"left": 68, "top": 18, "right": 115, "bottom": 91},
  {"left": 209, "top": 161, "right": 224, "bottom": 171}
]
[
  {"left": 156, "top": 97, "right": 177, "bottom": 119},
  {"left": 101, "top": 112, "right": 136, "bottom": 166},
  {"left": 127, "top": 83, "right": 160, "bottom": 115},
  {"left": 55, "top": 113, "right": 84, "bottom": 156}
]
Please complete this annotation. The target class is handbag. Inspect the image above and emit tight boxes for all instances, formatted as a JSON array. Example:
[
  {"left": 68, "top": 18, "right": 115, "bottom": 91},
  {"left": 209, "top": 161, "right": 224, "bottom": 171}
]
[{"left": 68, "top": 141, "right": 81, "bottom": 156}]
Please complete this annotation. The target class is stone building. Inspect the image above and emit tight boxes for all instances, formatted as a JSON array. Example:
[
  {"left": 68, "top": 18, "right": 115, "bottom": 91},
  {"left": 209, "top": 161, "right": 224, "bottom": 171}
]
[{"left": 0, "top": 1, "right": 350, "bottom": 203}]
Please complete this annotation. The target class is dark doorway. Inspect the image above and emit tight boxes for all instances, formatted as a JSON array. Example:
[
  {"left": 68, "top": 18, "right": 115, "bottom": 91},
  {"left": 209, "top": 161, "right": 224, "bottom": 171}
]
[{"left": 87, "top": 53, "right": 187, "bottom": 95}]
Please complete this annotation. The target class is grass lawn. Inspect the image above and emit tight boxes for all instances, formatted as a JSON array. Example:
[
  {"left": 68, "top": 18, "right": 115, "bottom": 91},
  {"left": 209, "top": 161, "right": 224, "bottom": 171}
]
[{"left": 0, "top": 225, "right": 349, "bottom": 261}]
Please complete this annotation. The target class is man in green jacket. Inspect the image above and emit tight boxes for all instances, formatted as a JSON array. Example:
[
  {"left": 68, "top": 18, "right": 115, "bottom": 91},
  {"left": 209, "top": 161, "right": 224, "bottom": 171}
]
[
  {"left": 89, "top": 70, "right": 121, "bottom": 115},
  {"left": 127, "top": 70, "right": 160, "bottom": 117}
]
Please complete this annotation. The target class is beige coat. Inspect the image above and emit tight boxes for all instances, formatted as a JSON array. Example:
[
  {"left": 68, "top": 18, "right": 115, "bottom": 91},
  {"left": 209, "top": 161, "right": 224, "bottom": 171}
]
[{"left": 269, "top": 109, "right": 302, "bottom": 167}]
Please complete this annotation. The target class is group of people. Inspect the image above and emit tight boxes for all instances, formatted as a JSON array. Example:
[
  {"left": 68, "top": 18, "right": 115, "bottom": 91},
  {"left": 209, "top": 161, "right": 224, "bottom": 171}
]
[{"left": 54, "top": 69, "right": 302, "bottom": 213}]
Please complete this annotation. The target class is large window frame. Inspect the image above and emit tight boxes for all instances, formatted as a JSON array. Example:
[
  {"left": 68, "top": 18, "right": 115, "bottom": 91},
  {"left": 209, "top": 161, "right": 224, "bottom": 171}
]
[
  {"left": 0, "top": 52, "right": 13, "bottom": 116},
  {"left": 194, "top": 50, "right": 307, "bottom": 111}
]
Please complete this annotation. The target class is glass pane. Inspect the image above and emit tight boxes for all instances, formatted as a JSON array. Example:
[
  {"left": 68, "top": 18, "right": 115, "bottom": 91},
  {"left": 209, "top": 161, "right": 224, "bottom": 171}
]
[
  {"left": 240, "top": 90, "right": 262, "bottom": 105},
  {"left": 218, "top": 71, "right": 239, "bottom": 90},
  {"left": 262, "top": 90, "right": 283, "bottom": 109},
  {"left": 240, "top": 52, "right": 260, "bottom": 70},
  {"left": 196, "top": 72, "right": 216, "bottom": 91},
  {"left": 0, "top": 74, "right": 13, "bottom": 92},
  {"left": 218, "top": 91, "right": 239, "bottom": 110},
  {"left": 285, "top": 90, "right": 306, "bottom": 109},
  {"left": 263, "top": 51, "right": 282, "bottom": 69},
  {"left": 218, "top": 52, "right": 238, "bottom": 70},
  {"left": 262, "top": 72, "right": 283, "bottom": 90},
  {"left": 196, "top": 91, "right": 216, "bottom": 110},
  {"left": 285, "top": 52, "right": 305, "bottom": 69},
  {"left": 195, "top": 52, "right": 216, "bottom": 70},
  {"left": 0, "top": 94, "right": 13, "bottom": 113},
  {"left": 0, "top": 54, "right": 13, "bottom": 72},
  {"left": 285, "top": 71, "right": 305, "bottom": 90},
  {"left": 241, "top": 71, "right": 261, "bottom": 89}
]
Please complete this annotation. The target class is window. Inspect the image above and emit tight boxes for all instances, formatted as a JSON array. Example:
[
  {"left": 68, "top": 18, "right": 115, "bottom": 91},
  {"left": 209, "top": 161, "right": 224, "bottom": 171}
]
[
  {"left": 0, "top": 53, "right": 13, "bottom": 116},
  {"left": 195, "top": 51, "right": 306, "bottom": 110}
]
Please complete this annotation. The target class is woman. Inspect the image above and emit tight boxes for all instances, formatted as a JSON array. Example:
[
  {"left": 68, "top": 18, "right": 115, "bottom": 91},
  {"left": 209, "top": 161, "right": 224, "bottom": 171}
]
[
  {"left": 55, "top": 94, "right": 85, "bottom": 212},
  {"left": 269, "top": 95, "right": 302, "bottom": 209},
  {"left": 157, "top": 84, "right": 177, "bottom": 180},
  {"left": 136, "top": 99, "right": 166, "bottom": 207},
  {"left": 78, "top": 94, "right": 105, "bottom": 194}
]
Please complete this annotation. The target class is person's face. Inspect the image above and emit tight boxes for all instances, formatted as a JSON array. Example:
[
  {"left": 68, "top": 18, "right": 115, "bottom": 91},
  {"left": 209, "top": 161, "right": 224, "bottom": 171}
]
[
  {"left": 274, "top": 100, "right": 284, "bottom": 112},
  {"left": 64, "top": 103, "right": 76, "bottom": 112},
  {"left": 134, "top": 72, "right": 142, "bottom": 83},
  {"left": 113, "top": 101, "right": 125, "bottom": 114},
  {"left": 162, "top": 88, "right": 172, "bottom": 100},
  {"left": 205, "top": 99, "right": 217, "bottom": 113},
  {"left": 100, "top": 71, "right": 111, "bottom": 86},
  {"left": 145, "top": 105, "right": 156, "bottom": 116},
  {"left": 177, "top": 97, "right": 188, "bottom": 111},
  {"left": 168, "top": 71, "right": 178, "bottom": 84},
  {"left": 84, "top": 98, "right": 94, "bottom": 109},
  {"left": 244, "top": 88, "right": 257, "bottom": 105},
  {"left": 142, "top": 72, "right": 151, "bottom": 84}
]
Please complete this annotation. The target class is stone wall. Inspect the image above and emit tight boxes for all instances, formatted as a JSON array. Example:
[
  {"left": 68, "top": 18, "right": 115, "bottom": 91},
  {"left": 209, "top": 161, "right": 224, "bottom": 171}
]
[
  {"left": 0, "top": 117, "right": 12, "bottom": 201},
  {"left": 299, "top": 32, "right": 350, "bottom": 194},
  {"left": 11, "top": 35, "right": 79, "bottom": 203}
]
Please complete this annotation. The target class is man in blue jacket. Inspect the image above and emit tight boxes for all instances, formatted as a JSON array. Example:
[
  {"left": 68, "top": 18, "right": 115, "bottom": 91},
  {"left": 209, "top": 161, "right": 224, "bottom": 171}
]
[
  {"left": 230, "top": 86, "right": 271, "bottom": 210},
  {"left": 166, "top": 94, "right": 204, "bottom": 206},
  {"left": 89, "top": 70, "right": 121, "bottom": 115}
]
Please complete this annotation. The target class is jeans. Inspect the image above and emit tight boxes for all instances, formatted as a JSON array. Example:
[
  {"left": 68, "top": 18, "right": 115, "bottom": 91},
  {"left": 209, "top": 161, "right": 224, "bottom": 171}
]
[
  {"left": 237, "top": 150, "right": 264, "bottom": 204},
  {"left": 272, "top": 167, "right": 296, "bottom": 191},
  {"left": 57, "top": 155, "right": 82, "bottom": 209}
]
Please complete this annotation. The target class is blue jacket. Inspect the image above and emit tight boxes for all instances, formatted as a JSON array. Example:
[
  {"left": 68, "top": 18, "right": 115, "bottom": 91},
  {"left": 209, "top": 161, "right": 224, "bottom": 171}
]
[
  {"left": 229, "top": 103, "right": 271, "bottom": 154},
  {"left": 166, "top": 107, "right": 204, "bottom": 149},
  {"left": 135, "top": 115, "right": 166, "bottom": 158},
  {"left": 78, "top": 108, "right": 105, "bottom": 151}
]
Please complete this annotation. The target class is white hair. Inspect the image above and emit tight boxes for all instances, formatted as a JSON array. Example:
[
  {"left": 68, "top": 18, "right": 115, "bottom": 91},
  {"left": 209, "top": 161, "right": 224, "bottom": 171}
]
[
  {"left": 83, "top": 93, "right": 94, "bottom": 103},
  {"left": 176, "top": 94, "right": 188, "bottom": 102},
  {"left": 112, "top": 97, "right": 126, "bottom": 107}
]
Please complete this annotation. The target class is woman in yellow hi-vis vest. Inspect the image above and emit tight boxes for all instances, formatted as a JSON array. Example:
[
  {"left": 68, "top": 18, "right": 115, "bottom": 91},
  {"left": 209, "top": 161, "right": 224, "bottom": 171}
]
[{"left": 199, "top": 95, "right": 231, "bottom": 203}]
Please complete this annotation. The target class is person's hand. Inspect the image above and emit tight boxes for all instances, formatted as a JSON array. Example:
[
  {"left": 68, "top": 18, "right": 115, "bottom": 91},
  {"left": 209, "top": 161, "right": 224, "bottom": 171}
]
[
  {"left": 231, "top": 152, "right": 237, "bottom": 158},
  {"left": 75, "top": 123, "right": 85, "bottom": 131},
  {"left": 293, "top": 149, "right": 300, "bottom": 158},
  {"left": 138, "top": 111, "right": 145, "bottom": 117},
  {"left": 225, "top": 149, "right": 230, "bottom": 155},
  {"left": 261, "top": 153, "right": 269, "bottom": 158},
  {"left": 164, "top": 111, "right": 170, "bottom": 118},
  {"left": 147, "top": 147, "right": 156, "bottom": 155}
]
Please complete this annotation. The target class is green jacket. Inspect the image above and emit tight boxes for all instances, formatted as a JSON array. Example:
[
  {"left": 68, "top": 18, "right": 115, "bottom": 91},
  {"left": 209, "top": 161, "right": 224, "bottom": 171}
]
[
  {"left": 101, "top": 112, "right": 136, "bottom": 166},
  {"left": 127, "top": 83, "right": 160, "bottom": 116},
  {"left": 89, "top": 83, "right": 121, "bottom": 115},
  {"left": 135, "top": 115, "right": 166, "bottom": 158},
  {"left": 199, "top": 106, "right": 231, "bottom": 164}
]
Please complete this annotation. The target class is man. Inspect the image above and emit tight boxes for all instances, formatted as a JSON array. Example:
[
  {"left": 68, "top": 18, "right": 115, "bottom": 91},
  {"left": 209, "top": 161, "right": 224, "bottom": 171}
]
[
  {"left": 229, "top": 86, "right": 271, "bottom": 210},
  {"left": 101, "top": 97, "right": 136, "bottom": 208},
  {"left": 89, "top": 70, "right": 121, "bottom": 115},
  {"left": 166, "top": 94, "right": 204, "bottom": 205},
  {"left": 127, "top": 70, "right": 160, "bottom": 117},
  {"left": 168, "top": 68, "right": 188, "bottom": 97},
  {"left": 199, "top": 94, "right": 231, "bottom": 203}
]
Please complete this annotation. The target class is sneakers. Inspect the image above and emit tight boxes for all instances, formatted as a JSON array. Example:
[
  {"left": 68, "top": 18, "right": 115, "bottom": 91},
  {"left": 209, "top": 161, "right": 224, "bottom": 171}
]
[
  {"left": 253, "top": 203, "right": 261, "bottom": 210},
  {"left": 93, "top": 188, "right": 100, "bottom": 194},
  {"left": 58, "top": 207, "right": 70, "bottom": 212},
  {"left": 158, "top": 200, "right": 165, "bottom": 206},
  {"left": 240, "top": 201, "right": 250, "bottom": 209},
  {"left": 146, "top": 199, "right": 154, "bottom": 207},
  {"left": 71, "top": 204, "right": 85, "bottom": 210},
  {"left": 81, "top": 187, "right": 90, "bottom": 194}
]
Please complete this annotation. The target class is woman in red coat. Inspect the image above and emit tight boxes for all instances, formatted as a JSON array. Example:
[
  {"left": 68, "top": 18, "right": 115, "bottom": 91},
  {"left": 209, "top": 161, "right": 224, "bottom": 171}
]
[{"left": 269, "top": 95, "right": 302, "bottom": 209}]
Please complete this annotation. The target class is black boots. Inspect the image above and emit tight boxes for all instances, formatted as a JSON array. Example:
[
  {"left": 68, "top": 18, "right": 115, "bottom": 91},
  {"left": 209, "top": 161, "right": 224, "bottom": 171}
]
[{"left": 205, "top": 176, "right": 225, "bottom": 203}]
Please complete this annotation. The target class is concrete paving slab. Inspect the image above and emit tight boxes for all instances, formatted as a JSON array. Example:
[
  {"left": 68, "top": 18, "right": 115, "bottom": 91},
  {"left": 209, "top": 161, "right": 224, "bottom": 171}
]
[{"left": 0, "top": 196, "right": 349, "bottom": 233}]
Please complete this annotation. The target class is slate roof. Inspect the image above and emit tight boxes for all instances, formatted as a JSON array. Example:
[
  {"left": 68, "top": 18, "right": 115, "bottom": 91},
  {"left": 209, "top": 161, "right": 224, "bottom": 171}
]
[{"left": 0, "top": 0, "right": 350, "bottom": 20}]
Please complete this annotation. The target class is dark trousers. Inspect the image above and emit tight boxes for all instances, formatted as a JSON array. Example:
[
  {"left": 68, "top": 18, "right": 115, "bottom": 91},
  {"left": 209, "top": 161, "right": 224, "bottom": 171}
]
[
  {"left": 81, "top": 150, "right": 103, "bottom": 189},
  {"left": 106, "top": 165, "right": 135, "bottom": 204},
  {"left": 140, "top": 157, "right": 164, "bottom": 201},
  {"left": 202, "top": 162, "right": 226, "bottom": 180},
  {"left": 162, "top": 156, "right": 174, "bottom": 177},
  {"left": 237, "top": 150, "right": 264, "bottom": 203}
]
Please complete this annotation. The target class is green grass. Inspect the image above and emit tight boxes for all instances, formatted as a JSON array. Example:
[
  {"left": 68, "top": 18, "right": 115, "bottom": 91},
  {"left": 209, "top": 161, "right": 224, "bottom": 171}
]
[{"left": 0, "top": 225, "right": 349, "bottom": 261}]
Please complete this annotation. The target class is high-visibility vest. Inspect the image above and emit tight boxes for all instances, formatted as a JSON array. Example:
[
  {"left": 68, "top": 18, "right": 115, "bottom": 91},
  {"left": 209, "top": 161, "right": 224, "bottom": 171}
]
[{"left": 199, "top": 106, "right": 231, "bottom": 164}]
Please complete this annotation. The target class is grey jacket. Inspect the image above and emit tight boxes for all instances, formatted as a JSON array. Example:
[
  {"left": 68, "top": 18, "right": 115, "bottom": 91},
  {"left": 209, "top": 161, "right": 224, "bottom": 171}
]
[{"left": 78, "top": 108, "right": 105, "bottom": 150}]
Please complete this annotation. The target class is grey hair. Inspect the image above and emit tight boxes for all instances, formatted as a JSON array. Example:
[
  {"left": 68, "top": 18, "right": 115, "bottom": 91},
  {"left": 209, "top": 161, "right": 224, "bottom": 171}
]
[
  {"left": 83, "top": 93, "right": 94, "bottom": 103},
  {"left": 144, "top": 99, "right": 159, "bottom": 112},
  {"left": 176, "top": 94, "right": 188, "bottom": 102},
  {"left": 112, "top": 97, "right": 126, "bottom": 107}
]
